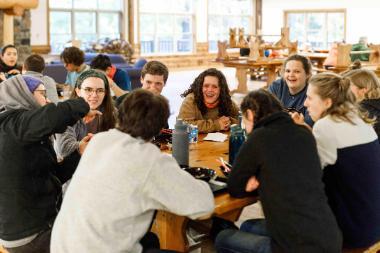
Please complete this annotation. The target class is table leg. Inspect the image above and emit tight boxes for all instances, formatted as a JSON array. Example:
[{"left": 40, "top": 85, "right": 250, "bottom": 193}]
[
  {"left": 151, "top": 211, "right": 190, "bottom": 252},
  {"left": 266, "top": 65, "right": 277, "bottom": 87},
  {"left": 233, "top": 67, "right": 248, "bottom": 93}
]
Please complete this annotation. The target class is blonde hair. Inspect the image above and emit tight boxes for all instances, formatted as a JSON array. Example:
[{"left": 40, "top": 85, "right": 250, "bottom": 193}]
[
  {"left": 309, "top": 72, "right": 373, "bottom": 124},
  {"left": 343, "top": 69, "right": 380, "bottom": 100}
]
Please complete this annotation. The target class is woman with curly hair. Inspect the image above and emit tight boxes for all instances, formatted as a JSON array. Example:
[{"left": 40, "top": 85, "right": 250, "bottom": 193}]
[
  {"left": 293, "top": 72, "right": 380, "bottom": 249},
  {"left": 178, "top": 68, "right": 239, "bottom": 133}
]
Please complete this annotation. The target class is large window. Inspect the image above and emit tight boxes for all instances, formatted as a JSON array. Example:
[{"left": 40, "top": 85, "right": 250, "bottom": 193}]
[
  {"left": 139, "top": 0, "right": 194, "bottom": 55},
  {"left": 208, "top": 0, "right": 253, "bottom": 52},
  {"left": 285, "top": 9, "right": 346, "bottom": 50},
  {"left": 49, "top": 0, "right": 122, "bottom": 53}
]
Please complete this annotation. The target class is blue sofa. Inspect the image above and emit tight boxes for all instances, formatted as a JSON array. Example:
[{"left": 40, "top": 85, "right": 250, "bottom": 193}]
[{"left": 44, "top": 54, "right": 147, "bottom": 90}]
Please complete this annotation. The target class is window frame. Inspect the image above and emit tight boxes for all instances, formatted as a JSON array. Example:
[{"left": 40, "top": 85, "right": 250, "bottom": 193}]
[
  {"left": 138, "top": 0, "right": 196, "bottom": 56},
  {"left": 49, "top": 0, "right": 123, "bottom": 53},
  {"left": 284, "top": 9, "right": 346, "bottom": 51},
  {"left": 207, "top": 0, "right": 255, "bottom": 53}
]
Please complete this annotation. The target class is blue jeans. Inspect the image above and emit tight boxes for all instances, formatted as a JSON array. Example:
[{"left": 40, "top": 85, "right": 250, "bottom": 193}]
[{"left": 215, "top": 219, "right": 271, "bottom": 253}]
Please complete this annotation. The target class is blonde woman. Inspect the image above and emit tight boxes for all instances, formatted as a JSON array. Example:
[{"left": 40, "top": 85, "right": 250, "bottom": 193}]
[
  {"left": 294, "top": 72, "right": 380, "bottom": 249},
  {"left": 343, "top": 69, "right": 380, "bottom": 138}
]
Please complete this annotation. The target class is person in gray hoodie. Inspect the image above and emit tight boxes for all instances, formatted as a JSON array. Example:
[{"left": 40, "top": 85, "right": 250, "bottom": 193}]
[
  {"left": 0, "top": 75, "right": 93, "bottom": 253},
  {"left": 51, "top": 89, "right": 215, "bottom": 253}
]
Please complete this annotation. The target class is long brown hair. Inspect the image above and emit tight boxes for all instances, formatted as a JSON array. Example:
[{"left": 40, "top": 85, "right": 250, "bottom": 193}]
[
  {"left": 71, "top": 69, "right": 116, "bottom": 131},
  {"left": 309, "top": 72, "right": 373, "bottom": 124},
  {"left": 181, "top": 68, "right": 235, "bottom": 116},
  {"left": 343, "top": 69, "right": 380, "bottom": 100}
]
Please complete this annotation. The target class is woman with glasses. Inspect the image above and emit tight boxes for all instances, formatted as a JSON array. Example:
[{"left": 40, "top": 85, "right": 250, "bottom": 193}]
[
  {"left": 55, "top": 69, "right": 116, "bottom": 159},
  {"left": 293, "top": 72, "right": 380, "bottom": 249},
  {"left": 0, "top": 75, "right": 93, "bottom": 252}
]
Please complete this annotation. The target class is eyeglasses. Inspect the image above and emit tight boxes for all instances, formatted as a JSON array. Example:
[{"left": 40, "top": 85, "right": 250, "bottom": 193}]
[
  {"left": 81, "top": 87, "right": 106, "bottom": 95},
  {"left": 34, "top": 89, "right": 47, "bottom": 98}
]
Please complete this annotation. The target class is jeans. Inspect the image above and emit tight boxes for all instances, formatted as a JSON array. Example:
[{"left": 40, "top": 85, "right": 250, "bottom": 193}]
[
  {"left": 215, "top": 219, "right": 271, "bottom": 253},
  {"left": 4, "top": 229, "right": 51, "bottom": 253}
]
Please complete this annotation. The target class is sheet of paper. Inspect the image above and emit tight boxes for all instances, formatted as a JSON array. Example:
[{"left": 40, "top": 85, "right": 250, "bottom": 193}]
[{"left": 203, "top": 132, "right": 228, "bottom": 142}]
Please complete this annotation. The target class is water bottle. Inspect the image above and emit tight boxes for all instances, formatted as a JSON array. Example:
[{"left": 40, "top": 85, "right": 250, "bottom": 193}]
[
  {"left": 229, "top": 124, "right": 246, "bottom": 165},
  {"left": 172, "top": 119, "right": 189, "bottom": 167}
]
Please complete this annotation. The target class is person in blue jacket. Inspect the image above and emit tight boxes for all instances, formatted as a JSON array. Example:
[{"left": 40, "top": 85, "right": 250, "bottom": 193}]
[
  {"left": 90, "top": 54, "right": 131, "bottom": 92},
  {"left": 268, "top": 54, "right": 313, "bottom": 125}
]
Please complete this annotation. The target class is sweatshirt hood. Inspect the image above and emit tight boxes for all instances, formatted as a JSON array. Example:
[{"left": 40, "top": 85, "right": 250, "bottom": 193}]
[{"left": 0, "top": 74, "right": 41, "bottom": 113}]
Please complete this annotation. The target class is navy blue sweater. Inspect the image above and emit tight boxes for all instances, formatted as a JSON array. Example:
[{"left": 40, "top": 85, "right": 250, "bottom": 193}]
[{"left": 314, "top": 114, "right": 380, "bottom": 248}]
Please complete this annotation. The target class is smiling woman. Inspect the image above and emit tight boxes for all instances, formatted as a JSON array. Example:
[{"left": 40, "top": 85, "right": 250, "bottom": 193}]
[
  {"left": 55, "top": 70, "right": 116, "bottom": 159},
  {"left": 178, "top": 68, "right": 239, "bottom": 133}
]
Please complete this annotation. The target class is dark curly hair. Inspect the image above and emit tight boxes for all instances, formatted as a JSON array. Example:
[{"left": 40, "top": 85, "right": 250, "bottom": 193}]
[
  {"left": 60, "top": 46, "right": 85, "bottom": 66},
  {"left": 181, "top": 68, "right": 234, "bottom": 116}
]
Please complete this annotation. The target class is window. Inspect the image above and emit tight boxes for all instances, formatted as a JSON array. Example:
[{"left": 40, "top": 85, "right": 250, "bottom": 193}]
[
  {"left": 49, "top": 0, "right": 122, "bottom": 53},
  {"left": 285, "top": 9, "right": 346, "bottom": 51},
  {"left": 139, "top": 0, "right": 194, "bottom": 55},
  {"left": 208, "top": 0, "right": 253, "bottom": 52}
]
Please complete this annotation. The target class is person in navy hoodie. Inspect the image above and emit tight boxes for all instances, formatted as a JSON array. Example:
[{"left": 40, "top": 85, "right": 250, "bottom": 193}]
[
  {"left": 268, "top": 54, "right": 313, "bottom": 125},
  {"left": 294, "top": 72, "right": 380, "bottom": 249}
]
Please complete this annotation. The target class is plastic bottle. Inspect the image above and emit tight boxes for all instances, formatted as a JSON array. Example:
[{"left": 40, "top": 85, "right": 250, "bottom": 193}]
[
  {"left": 229, "top": 124, "right": 246, "bottom": 165},
  {"left": 172, "top": 119, "right": 189, "bottom": 167}
]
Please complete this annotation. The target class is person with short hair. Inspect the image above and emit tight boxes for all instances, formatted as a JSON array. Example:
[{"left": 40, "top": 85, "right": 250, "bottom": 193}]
[
  {"left": 140, "top": 60, "right": 169, "bottom": 95},
  {"left": 0, "top": 44, "right": 21, "bottom": 81},
  {"left": 60, "top": 46, "right": 90, "bottom": 87},
  {"left": 114, "top": 60, "right": 169, "bottom": 117},
  {"left": 178, "top": 68, "right": 239, "bottom": 133},
  {"left": 351, "top": 36, "right": 370, "bottom": 62},
  {"left": 294, "top": 72, "right": 380, "bottom": 248},
  {"left": 268, "top": 54, "right": 313, "bottom": 125},
  {"left": 23, "top": 54, "right": 59, "bottom": 104},
  {"left": 0, "top": 75, "right": 93, "bottom": 253},
  {"left": 90, "top": 54, "right": 131, "bottom": 95},
  {"left": 215, "top": 90, "right": 342, "bottom": 253},
  {"left": 50, "top": 89, "right": 214, "bottom": 253}
]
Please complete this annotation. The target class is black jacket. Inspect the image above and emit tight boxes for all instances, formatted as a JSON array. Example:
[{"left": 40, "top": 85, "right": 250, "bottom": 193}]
[
  {"left": 361, "top": 98, "right": 380, "bottom": 139},
  {"left": 228, "top": 112, "right": 342, "bottom": 253},
  {"left": 0, "top": 98, "right": 89, "bottom": 240}
]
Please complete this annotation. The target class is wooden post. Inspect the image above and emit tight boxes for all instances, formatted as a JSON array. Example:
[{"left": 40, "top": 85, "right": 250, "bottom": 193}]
[
  {"left": 3, "top": 13, "right": 14, "bottom": 45},
  {"left": 369, "top": 44, "right": 380, "bottom": 65},
  {"left": 336, "top": 44, "right": 352, "bottom": 67}
]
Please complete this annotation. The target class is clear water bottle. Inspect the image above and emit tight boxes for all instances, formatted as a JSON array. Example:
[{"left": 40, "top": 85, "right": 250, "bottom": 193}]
[
  {"left": 172, "top": 119, "right": 189, "bottom": 167},
  {"left": 229, "top": 124, "right": 246, "bottom": 165}
]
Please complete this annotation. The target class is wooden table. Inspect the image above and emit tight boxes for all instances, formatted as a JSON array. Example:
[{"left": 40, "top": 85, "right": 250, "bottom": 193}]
[
  {"left": 299, "top": 52, "right": 329, "bottom": 68},
  {"left": 217, "top": 58, "right": 284, "bottom": 93},
  {"left": 151, "top": 135, "right": 257, "bottom": 252}
]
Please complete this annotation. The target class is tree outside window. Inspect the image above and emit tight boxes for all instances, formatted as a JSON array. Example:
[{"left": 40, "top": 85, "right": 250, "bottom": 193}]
[{"left": 49, "top": 0, "right": 122, "bottom": 53}]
